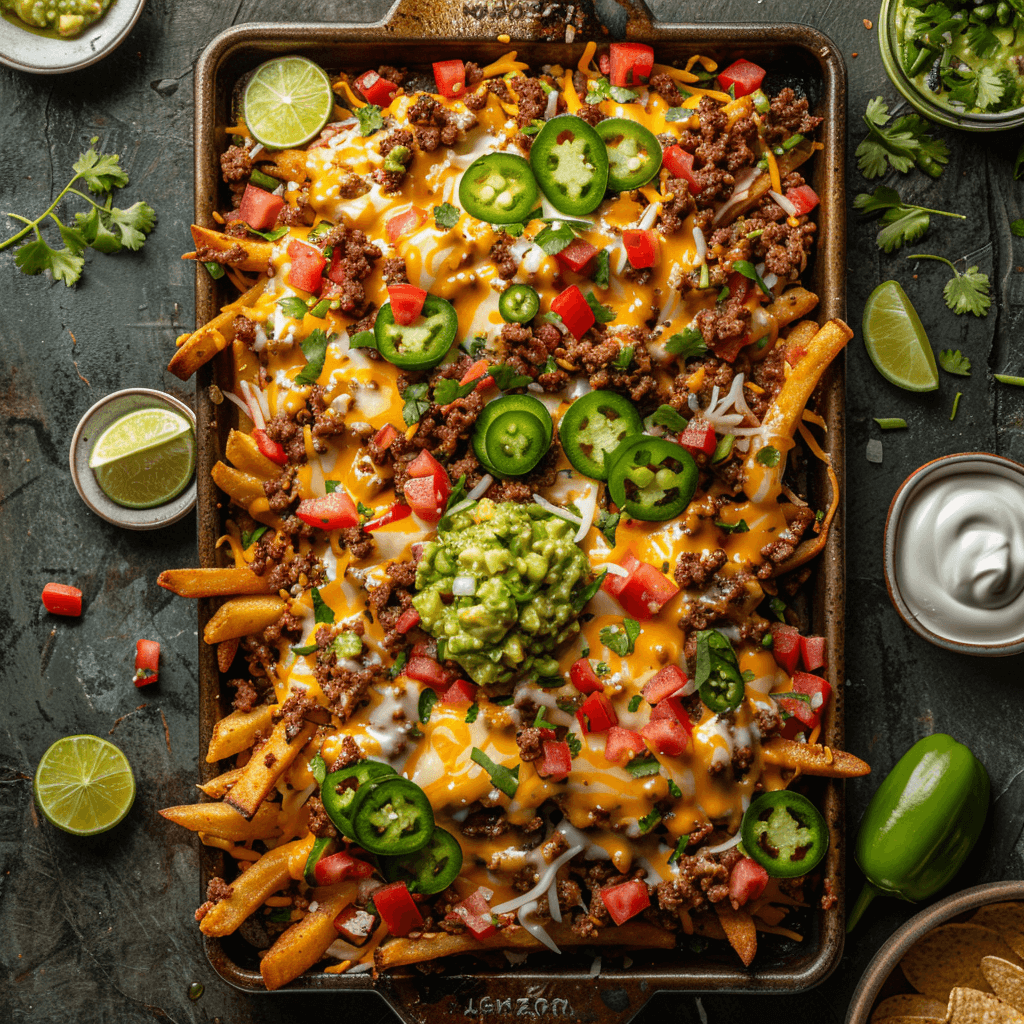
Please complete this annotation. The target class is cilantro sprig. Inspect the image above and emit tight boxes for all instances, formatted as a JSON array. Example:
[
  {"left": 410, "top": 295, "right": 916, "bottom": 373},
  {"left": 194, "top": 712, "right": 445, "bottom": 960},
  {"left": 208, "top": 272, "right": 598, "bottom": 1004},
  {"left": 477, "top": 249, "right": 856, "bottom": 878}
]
[
  {"left": 908, "top": 254, "right": 991, "bottom": 317},
  {"left": 854, "top": 185, "right": 965, "bottom": 253},
  {"left": 855, "top": 97, "right": 949, "bottom": 180},
  {"left": 600, "top": 618, "right": 641, "bottom": 657},
  {"left": 938, "top": 349, "right": 972, "bottom": 376},
  {"left": 664, "top": 326, "right": 708, "bottom": 360}
]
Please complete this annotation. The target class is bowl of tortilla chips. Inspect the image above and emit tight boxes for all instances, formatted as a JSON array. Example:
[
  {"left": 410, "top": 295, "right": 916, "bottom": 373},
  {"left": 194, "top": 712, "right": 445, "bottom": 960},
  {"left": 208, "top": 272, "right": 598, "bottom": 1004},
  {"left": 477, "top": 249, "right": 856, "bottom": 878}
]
[{"left": 847, "top": 881, "right": 1024, "bottom": 1024}]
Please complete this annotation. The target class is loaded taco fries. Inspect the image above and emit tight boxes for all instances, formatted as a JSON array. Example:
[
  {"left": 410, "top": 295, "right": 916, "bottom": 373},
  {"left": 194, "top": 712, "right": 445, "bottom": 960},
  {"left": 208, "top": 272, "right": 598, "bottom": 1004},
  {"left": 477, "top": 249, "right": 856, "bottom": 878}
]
[{"left": 159, "top": 42, "right": 868, "bottom": 989}]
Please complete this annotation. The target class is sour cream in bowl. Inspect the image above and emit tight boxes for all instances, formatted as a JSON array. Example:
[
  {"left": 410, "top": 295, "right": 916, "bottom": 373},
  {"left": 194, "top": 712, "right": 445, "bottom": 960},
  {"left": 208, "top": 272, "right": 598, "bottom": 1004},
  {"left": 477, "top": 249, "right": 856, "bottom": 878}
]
[{"left": 883, "top": 453, "right": 1024, "bottom": 656}]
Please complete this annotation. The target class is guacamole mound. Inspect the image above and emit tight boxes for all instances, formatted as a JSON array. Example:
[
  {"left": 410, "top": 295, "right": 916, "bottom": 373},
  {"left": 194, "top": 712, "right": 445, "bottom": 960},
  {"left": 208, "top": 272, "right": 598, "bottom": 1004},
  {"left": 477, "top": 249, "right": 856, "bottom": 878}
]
[
  {"left": 3, "top": 0, "right": 112, "bottom": 38},
  {"left": 412, "top": 499, "right": 592, "bottom": 686}
]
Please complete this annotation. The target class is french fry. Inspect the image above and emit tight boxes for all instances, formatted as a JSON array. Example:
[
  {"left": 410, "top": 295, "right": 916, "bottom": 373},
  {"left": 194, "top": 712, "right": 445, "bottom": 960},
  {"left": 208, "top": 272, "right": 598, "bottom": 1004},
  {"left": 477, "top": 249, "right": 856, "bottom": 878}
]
[
  {"left": 197, "top": 767, "right": 243, "bottom": 798},
  {"left": 225, "top": 719, "right": 316, "bottom": 819},
  {"left": 761, "top": 738, "right": 871, "bottom": 778},
  {"left": 373, "top": 921, "right": 675, "bottom": 970},
  {"left": 730, "top": 143, "right": 814, "bottom": 221},
  {"left": 225, "top": 429, "right": 281, "bottom": 479},
  {"left": 260, "top": 883, "right": 358, "bottom": 990},
  {"left": 203, "top": 595, "right": 286, "bottom": 645},
  {"left": 168, "top": 321, "right": 231, "bottom": 381},
  {"left": 211, "top": 461, "right": 267, "bottom": 508},
  {"left": 767, "top": 287, "right": 821, "bottom": 331},
  {"left": 258, "top": 148, "right": 309, "bottom": 183},
  {"left": 187, "top": 225, "right": 272, "bottom": 272},
  {"left": 217, "top": 637, "right": 240, "bottom": 673},
  {"left": 782, "top": 319, "right": 821, "bottom": 354},
  {"left": 714, "top": 903, "right": 758, "bottom": 967},
  {"left": 199, "top": 836, "right": 312, "bottom": 937},
  {"left": 159, "top": 799, "right": 283, "bottom": 841},
  {"left": 157, "top": 566, "right": 273, "bottom": 598},
  {"left": 206, "top": 704, "right": 275, "bottom": 763}
]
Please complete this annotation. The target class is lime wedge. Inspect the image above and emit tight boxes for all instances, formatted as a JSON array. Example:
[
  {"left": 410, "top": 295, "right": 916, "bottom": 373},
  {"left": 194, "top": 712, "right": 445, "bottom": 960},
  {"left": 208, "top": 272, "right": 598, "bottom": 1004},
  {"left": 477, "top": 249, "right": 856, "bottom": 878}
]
[
  {"left": 34, "top": 735, "right": 136, "bottom": 835},
  {"left": 93, "top": 428, "right": 196, "bottom": 509},
  {"left": 862, "top": 280, "right": 939, "bottom": 392},
  {"left": 243, "top": 56, "right": 334, "bottom": 150},
  {"left": 89, "top": 407, "right": 192, "bottom": 468}
]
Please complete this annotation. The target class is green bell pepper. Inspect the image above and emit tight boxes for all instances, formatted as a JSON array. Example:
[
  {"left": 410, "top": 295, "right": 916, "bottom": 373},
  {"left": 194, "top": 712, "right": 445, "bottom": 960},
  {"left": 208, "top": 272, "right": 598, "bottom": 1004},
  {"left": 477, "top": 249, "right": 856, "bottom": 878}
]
[{"left": 847, "top": 733, "right": 989, "bottom": 932}]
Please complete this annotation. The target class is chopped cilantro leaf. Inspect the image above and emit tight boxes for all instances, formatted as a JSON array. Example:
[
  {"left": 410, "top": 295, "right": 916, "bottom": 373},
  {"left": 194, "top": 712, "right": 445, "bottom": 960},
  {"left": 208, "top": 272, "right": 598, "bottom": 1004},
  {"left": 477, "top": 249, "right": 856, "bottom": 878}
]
[
  {"left": 567, "top": 732, "right": 582, "bottom": 757},
  {"left": 311, "top": 587, "right": 334, "bottom": 625},
  {"left": 596, "top": 510, "right": 619, "bottom": 546},
  {"left": 600, "top": 618, "right": 641, "bottom": 656},
  {"left": 909, "top": 254, "right": 991, "bottom": 317},
  {"left": 433, "top": 202, "right": 460, "bottom": 229},
  {"left": 401, "top": 382, "right": 431, "bottom": 425},
  {"left": 626, "top": 754, "right": 661, "bottom": 778},
  {"left": 663, "top": 327, "right": 708, "bottom": 360},
  {"left": 585, "top": 291, "right": 616, "bottom": 324},
  {"left": 465, "top": 703, "right": 480, "bottom": 724},
  {"left": 651, "top": 404, "right": 688, "bottom": 432},
  {"left": 241, "top": 525, "right": 269, "bottom": 548},
  {"left": 278, "top": 296, "right": 311, "bottom": 319},
  {"left": 294, "top": 328, "right": 333, "bottom": 386},
  {"left": 628, "top": 695, "right": 642, "bottom": 713},
  {"left": 390, "top": 651, "right": 408, "bottom": 679},
  {"left": 308, "top": 752, "right": 327, "bottom": 785},
  {"left": 419, "top": 688, "right": 438, "bottom": 724},
  {"left": 755, "top": 445, "right": 780, "bottom": 467},
  {"left": 638, "top": 808, "right": 662, "bottom": 834},
  {"left": 593, "top": 249, "right": 610, "bottom": 288},
  {"left": 939, "top": 349, "right": 972, "bottom": 376},
  {"left": 355, "top": 104, "right": 384, "bottom": 136},
  {"left": 470, "top": 748, "right": 520, "bottom": 798}
]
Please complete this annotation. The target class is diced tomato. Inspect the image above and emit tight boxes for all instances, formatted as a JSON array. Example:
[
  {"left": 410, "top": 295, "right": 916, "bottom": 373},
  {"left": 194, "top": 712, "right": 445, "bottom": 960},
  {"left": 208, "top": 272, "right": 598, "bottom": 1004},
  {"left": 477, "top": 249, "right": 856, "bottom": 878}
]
[
  {"left": 550, "top": 285, "right": 595, "bottom": 340},
  {"left": 443, "top": 678, "right": 477, "bottom": 705},
  {"left": 354, "top": 69, "right": 399, "bottom": 106},
  {"left": 569, "top": 658, "right": 604, "bottom": 695},
  {"left": 363, "top": 503, "right": 412, "bottom": 532},
  {"left": 778, "top": 671, "right": 832, "bottom": 730},
  {"left": 238, "top": 183, "right": 284, "bottom": 231},
  {"left": 604, "top": 726, "right": 645, "bottom": 764},
  {"left": 334, "top": 904, "right": 380, "bottom": 945},
  {"left": 642, "top": 665, "right": 688, "bottom": 704},
  {"left": 42, "top": 582, "right": 82, "bottom": 617},
  {"left": 252, "top": 427, "right": 287, "bottom": 466},
  {"left": 394, "top": 606, "right": 421, "bottom": 634},
  {"left": 785, "top": 184, "right": 820, "bottom": 216},
  {"left": 641, "top": 717, "right": 691, "bottom": 756},
  {"left": 556, "top": 237, "right": 599, "bottom": 273},
  {"left": 678, "top": 419, "right": 717, "bottom": 456},
  {"left": 616, "top": 561, "right": 680, "bottom": 621},
  {"left": 388, "top": 283, "right": 428, "bottom": 326},
  {"left": 576, "top": 692, "right": 618, "bottom": 734},
  {"left": 650, "top": 696, "right": 688, "bottom": 724},
  {"left": 405, "top": 475, "right": 451, "bottom": 524},
  {"left": 800, "top": 635, "right": 827, "bottom": 672},
  {"left": 385, "top": 207, "right": 426, "bottom": 243},
  {"left": 600, "top": 879, "right": 651, "bottom": 925},
  {"left": 729, "top": 857, "right": 769, "bottom": 906},
  {"left": 600, "top": 555, "right": 637, "bottom": 600},
  {"left": 662, "top": 145, "right": 699, "bottom": 193},
  {"left": 373, "top": 423, "right": 400, "bottom": 451},
  {"left": 713, "top": 332, "right": 754, "bottom": 363},
  {"left": 133, "top": 639, "right": 160, "bottom": 687},
  {"left": 446, "top": 888, "right": 496, "bottom": 940},
  {"left": 296, "top": 490, "right": 359, "bottom": 530},
  {"left": 727, "top": 271, "right": 751, "bottom": 303},
  {"left": 314, "top": 849, "right": 375, "bottom": 886},
  {"left": 538, "top": 740, "right": 572, "bottom": 782},
  {"left": 408, "top": 450, "right": 445, "bottom": 480},
  {"left": 286, "top": 240, "right": 327, "bottom": 294},
  {"left": 608, "top": 42, "right": 654, "bottom": 87},
  {"left": 717, "top": 58, "right": 767, "bottom": 98},
  {"left": 622, "top": 228, "right": 659, "bottom": 269},
  {"left": 373, "top": 881, "right": 424, "bottom": 937},
  {"left": 433, "top": 59, "right": 466, "bottom": 98},
  {"left": 405, "top": 655, "right": 448, "bottom": 689},
  {"left": 770, "top": 623, "right": 801, "bottom": 674}
]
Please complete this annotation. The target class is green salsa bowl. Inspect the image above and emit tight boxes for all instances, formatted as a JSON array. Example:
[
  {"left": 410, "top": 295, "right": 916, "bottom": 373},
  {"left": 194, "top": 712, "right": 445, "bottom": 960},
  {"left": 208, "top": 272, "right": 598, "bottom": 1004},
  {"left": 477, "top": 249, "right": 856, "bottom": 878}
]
[{"left": 879, "top": 0, "right": 1024, "bottom": 131}]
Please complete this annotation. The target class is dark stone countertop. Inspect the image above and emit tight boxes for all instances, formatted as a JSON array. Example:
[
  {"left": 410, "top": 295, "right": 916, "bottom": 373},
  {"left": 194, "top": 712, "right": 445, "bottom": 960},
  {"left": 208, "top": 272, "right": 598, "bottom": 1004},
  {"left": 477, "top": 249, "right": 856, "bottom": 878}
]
[{"left": 2, "top": 1, "right": 1023, "bottom": 1021}]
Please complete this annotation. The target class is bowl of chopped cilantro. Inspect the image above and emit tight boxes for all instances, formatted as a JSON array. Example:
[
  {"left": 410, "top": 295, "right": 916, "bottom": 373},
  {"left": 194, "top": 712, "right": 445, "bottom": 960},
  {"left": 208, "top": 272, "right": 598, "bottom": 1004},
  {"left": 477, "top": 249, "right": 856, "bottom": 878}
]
[{"left": 880, "top": 0, "right": 1024, "bottom": 129}]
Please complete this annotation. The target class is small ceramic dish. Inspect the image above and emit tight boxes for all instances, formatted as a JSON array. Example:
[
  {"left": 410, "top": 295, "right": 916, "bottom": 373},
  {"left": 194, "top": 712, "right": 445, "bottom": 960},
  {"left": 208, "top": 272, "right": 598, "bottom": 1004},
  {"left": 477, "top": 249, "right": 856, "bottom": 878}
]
[
  {"left": 0, "top": 0, "right": 146, "bottom": 75},
  {"left": 846, "top": 880, "right": 1024, "bottom": 1024},
  {"left": 883, "top": 452, "right": 1024, "bottom": 657},
  {"left": 69, "top": 387, "right": 197, "bottom": 531}
]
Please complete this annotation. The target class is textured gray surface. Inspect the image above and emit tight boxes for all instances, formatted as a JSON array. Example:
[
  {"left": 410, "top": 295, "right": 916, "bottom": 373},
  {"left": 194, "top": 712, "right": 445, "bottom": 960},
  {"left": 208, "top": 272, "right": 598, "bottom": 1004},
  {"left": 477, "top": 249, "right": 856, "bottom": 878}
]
[{"left": 1, "top": 1, "right": 1023, "bottom": 1022}]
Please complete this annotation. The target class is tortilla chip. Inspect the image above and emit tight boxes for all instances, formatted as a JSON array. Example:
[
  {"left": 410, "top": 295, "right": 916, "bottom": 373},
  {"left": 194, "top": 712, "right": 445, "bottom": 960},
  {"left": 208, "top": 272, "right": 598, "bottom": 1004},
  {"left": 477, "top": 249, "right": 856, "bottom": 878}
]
[
  {"left": 871, "top": 994, "right": 949, "bottom": 1022},
  {"left": 981, "top": 956, "right": 1024, "bottom": 1014},
  {"left": 901, "top": 924, "right": 1023, "bottom": 1001},
  {"left": 972, "top": 904, "right": 1024, "bottom": 959},
  {"left": 947, "top": 987, "right": 1024, "bottom": 1024}
]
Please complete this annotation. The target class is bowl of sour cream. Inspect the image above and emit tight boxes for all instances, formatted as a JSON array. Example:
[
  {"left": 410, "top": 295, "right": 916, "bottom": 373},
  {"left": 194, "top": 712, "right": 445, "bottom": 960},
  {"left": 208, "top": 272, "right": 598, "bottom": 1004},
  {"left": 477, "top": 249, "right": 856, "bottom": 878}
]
[{"left": 884, "top": 452, "right": 1024, "bottom": 656}]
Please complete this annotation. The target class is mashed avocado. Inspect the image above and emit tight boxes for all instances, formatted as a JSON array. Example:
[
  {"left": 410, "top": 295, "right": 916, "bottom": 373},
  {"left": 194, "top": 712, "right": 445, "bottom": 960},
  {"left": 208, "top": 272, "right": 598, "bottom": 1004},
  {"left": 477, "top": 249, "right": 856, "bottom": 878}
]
[
  {"left": 3, "top": 0, "right": 112, "bottom": 38},
  {"left": 412, "top": 499, "right": 592, "bottom": 686}
]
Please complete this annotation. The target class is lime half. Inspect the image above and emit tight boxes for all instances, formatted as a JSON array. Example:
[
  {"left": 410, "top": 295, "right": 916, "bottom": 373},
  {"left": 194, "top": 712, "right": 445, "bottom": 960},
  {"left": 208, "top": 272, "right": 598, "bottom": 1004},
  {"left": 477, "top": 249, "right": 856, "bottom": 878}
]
[
  {"left": 34, "top": 735, "right": 136, "bottom": 836},
  {"left": 89, "top": 407, "right": 192, "bottom": 468},
  {"left": 244, "top": 56, "right": 334, "bottom": 150},
  {"left": 862, "top": 280, "right": 939, "bottom": 392}
]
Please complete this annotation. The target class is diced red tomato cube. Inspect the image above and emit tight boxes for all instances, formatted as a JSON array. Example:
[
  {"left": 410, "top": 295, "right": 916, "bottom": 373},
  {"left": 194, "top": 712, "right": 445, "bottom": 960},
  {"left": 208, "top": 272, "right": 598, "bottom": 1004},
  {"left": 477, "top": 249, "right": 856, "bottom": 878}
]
[
  {"left": 443, "top": 678, "right": 477, "bottom": 705},
  {"left": 779, "top": 671, "right": 832, "bottom": 730},
  {"left": 538, "top": 740, "right": 572, "bottom": 781},
  {"left": 662, "top": 145, "right": 699, "bottom": 193},
  {"left": 446, "top": 888, "right": 496, "bottom": 940},
  {"left": 404, "top": 475, "right": 451, "bottom": 524},
  {"left": 385, "top": 207, "right": 426, "bottom": 243},
  {"left": 678, "top": 419, "right": 717, "bottom": 456},
  {"left": 641, "top": 718, "right": 691, "bottom": 756},
  {"left": 314, "top": 849, "right": 374, "bottom": 886},
  {"left": 569, "top": 658, "right": 604, "bottom": 695},
  {"left": 642, "top": 665, "right": 688, "bottom": 704},
  {"left": 354, "top": 69, "right": 399, "bottom": 107},
  {"left": 550, "top": 285, "right": 595, "bottom": 340},
  {"left": 42, "top": 582, "right": 82, "bottom": 617},
  {"left": 556, "top": 237, "right": 599, "bottom": 273},
  {"left": 334, "top": 904, "right": 379, "bottom": 945},
  {"left": 394, "top": 607, "right": 421, "bottom": 634},
  {"left": 770, "top": 623, "right": 801, "bottom": 674},
  {"left": 286, "top": 240, "right": 327, "bottom": 294},
  {"left": 600, "top": 559, "right": 636, "bottom": 600},
  {"left": 373, "top": 423, "right": 400, "bottom": 451},
  {"left": 373, "top": 881, "right": 424, "bottom": 937},
  {"left": 650, "top": 696, "right": 688, "bottom": 724},
  {"left": 800, "top": 635, "right": 827, "bottom": 672},
  {"left": 616, "top": 561, "right": 680, "bottom": 621},
  {"left": 252, "top": 427, "right": 287, "bottom": 466},
  {"left": 608, "top": 42, "right": 654, "bottom": 87},
  {"left": 133, "top": 639, "right": 160, "bottom": 687},
  {"left": 388, "top": 283, "right": 428, "bottom": 326},
  {"left": 408, "top": 450, "right": 446, "bottom": 480},
  {"left": 717, "top": 58, "right": 767, "bottom": 98},
  {"left": 622, "top": 229, "right": 658, "bottom": 269},
  {"left": 729, "top": 857, "right": 769, "bottom": 906},
  {"left": 433, "top": 59, "right": 466, "bottom": 98},
  {"left": 604, "top": 726, "right": 645, "bottom": 764},
  {"left": 576, "top": 693, "right": 618, "bottom": 733},
  {"left": 600, "top": 879, "right": 651, "bottom": 925},
  {"left": 785, "top": 184, "right": 820, "bottom": 216},
  {"left": 295, "top": 490, "right": 359, "bottom": 530},
  {"left": 405, "top": 655, "right": 448, "bottom": 689},
  {"left": 238, "top": 183, "right": 284, "bottom": 231}
]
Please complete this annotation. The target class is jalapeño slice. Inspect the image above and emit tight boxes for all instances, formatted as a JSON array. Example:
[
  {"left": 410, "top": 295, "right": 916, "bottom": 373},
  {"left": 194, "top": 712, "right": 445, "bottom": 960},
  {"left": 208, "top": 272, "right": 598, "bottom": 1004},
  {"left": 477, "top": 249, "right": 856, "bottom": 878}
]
[
  {"left": 303, "top": 835, "right": 338, "bottom": 886},
  {"left": 350, "top": 776, "right": 436, "bottom": 856},
  {"left": 374, "top": 294, "right": 459, "bottom": 371},
  {"left": 499, "top": 284, "right": 540, "bottom": 324},
  {"left": 459, "top": 152, "right": 540, "bottom": 225},
  {"left": 558, "top": 390, "right": 644, "bottom": 481},
  {"left": 529, "top": 115, "right": 610, "bottom": 216},
  {"left": 380, "top": 827, "right": 464, "bottom": 894},
  {"left": 472, "top": 394, "right": 553, "bottom": 477},
  {"left": 485, "top": 410, "right": 551, "bottom": 476},
  {"left": 606, "top": 435, "right": 698, "bottom": 521},
  {"left": 595, "top": 118, "right": 663, "bottom": 192},
  {"left": 321, "top": 760, "right": 397, "bottom": 838},
  {"left": 740, "top": 790, "right": 829, "bottom": 879},
  {"left": 694, "top": 628, "right": 746, "bottom": 714}
]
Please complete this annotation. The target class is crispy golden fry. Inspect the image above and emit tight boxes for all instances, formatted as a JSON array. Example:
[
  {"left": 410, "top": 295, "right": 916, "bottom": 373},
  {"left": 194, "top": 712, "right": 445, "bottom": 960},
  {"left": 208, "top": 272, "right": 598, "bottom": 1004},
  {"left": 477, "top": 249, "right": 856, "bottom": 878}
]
[
  {"left": 211, "top": 461, "right": 267, "bottom": 508},
  {"left": 767, "top": 287, "right": 821, "bottom": 330},
  {"left": 199, "top": 836, "right": 313, "bottom": 936},
  {"left": 203, "top": 595, "right": 286, "bottom": 645},
  {"left": 373, "top": 921, "right": 675, "bottom": 970},
  {"left": 783, "top": 319, "right": 821, "bottom": 353},
  {"left": 762, "top": 738, "right": 871, "bottom": 777},
  {"left": 159, "top": 799, "right": 283, "bottom": 841},
  {"left": 261, "top": 883, "right": 358, "bottom": 990},
  {"left": 217, "top": 637, "right": 240, "bottom": 673},
  {"left": 187, "top": 225, "right": 272, "bottom": 271},
  {"left": 225, "top": 719, "right": 316, "bottom": 819},
  {"left": 197, "top": 767, "right": 243, "bottom": 798},
  {"left": 714, "top": 902, "right": 758, "bottom": 967},
  {"left": 258, "top": 148, "right": 309, "bottom": 182},
  {"left": 225, "top": 429, "right": 281, "bottom": 478},
  {"left": 157, "top": 566, "right": 273, "bottom": 598},
  {"left": 206, "top": 704, "right": 275, "bottom": 763}
]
